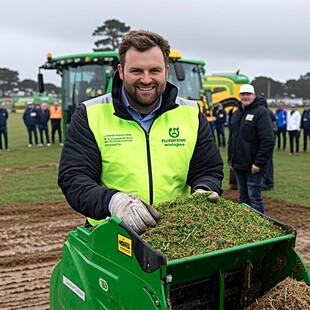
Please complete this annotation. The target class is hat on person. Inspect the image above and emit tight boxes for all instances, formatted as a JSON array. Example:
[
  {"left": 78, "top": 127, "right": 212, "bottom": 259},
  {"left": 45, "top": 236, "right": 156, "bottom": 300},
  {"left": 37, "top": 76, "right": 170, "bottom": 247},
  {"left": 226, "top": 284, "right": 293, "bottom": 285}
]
[
  {"left": 27, "top": 102, "right": 34, "bottom": 105},
  {"left": 239, "top": 84, "right": 255, "bottom": 94},
  {"left": 290, "top": 103, "right": 296, "bottom": 108}
]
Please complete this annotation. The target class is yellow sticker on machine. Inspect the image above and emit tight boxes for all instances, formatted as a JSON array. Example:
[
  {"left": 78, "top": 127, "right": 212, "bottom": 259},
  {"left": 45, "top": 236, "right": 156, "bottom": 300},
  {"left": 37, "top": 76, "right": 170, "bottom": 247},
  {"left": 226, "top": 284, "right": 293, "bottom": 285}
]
[{"left": 118, "top": 234, "right": 132, "bottom": 257}]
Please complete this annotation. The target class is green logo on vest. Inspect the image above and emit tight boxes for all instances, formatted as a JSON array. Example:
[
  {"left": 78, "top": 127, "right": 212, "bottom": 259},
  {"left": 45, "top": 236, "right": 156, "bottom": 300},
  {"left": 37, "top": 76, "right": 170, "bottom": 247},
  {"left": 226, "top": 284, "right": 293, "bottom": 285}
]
[
  {"left": 169, "top": 127, "right": 179, "bottom": 138},
  {"left": 162, "top": 127, "right": 186, "bottom": 147}
]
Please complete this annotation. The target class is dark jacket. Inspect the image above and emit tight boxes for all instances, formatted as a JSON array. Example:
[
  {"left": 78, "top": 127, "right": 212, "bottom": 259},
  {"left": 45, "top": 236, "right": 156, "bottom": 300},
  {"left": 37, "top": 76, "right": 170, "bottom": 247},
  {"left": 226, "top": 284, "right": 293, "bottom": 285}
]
[
  {"left": 0, "top": 107, "right": 8, "bottom": 128},
  {"left": 228, "top": 96, "right": 274, "bottom": 171},
  {"left": 215, "top": 108, "right": 227, "bottom": 127},
  {"left": 301, "top": 109, "right": 310, "bottom": 133},
  {"left": 23, "top": 107, "right": 38, "bottom": 127},
  {"left": 258, "top": 96, "right": 277, "bottom": 135},
  {"left": 37, "top": 108, "right": 50, "bottom": 126},
  {"left": 58, "top": 72, "right": 224, "bottom": 220}
]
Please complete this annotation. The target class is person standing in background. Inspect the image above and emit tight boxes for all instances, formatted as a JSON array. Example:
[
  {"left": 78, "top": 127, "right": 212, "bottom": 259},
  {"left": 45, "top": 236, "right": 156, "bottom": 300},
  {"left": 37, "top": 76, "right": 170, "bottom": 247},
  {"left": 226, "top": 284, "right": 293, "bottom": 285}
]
[
  {"left": 301, "top": 103, "right": 310, "bottom": 152},
  {"left": 214, "top": 103, "right": 227, "bottom": 147},
  {"left": 260, "top": 97, "right": 277, "bottom": 191},
  {"left": 275, "top": 102, "right": 287, "bottom": 151},
  {"left": 0, "top": 101, "right": 9, "bottom": 151},
  {"left": 287, "top": 104, "right": 301, "bottom": 156},
  {"left": 23, "top": 102, "right": 39, "bottom": 147},
  {"left": 228, "top": 84, "right": 274, "bottom": 214},
  {"left": 50, "top": 101, "right": 63, "bottom": 146},
  {"left": 37, "top": 103, "right": 51, "bottom": 146}
]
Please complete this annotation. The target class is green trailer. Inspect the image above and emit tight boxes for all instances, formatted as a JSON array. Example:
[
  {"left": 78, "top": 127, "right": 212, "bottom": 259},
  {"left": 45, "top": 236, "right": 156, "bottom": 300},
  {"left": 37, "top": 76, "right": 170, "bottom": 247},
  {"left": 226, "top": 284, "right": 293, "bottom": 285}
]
[{"left": 50, "top": 205, "right": 309, "bottom": 309}]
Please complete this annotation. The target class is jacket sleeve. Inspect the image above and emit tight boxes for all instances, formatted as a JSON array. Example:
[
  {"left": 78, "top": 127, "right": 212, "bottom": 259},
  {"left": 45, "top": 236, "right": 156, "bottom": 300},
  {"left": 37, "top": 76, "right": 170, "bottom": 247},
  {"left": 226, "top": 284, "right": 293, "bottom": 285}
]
[
  {"left": 23, "top": 111, "right": 28, "bottom": 126},
  {"left": 187, "top": 112, "right": 224, "bottom": 195},
  {"left": 58, "top": 104, "right": 118, "bottom": 220}
]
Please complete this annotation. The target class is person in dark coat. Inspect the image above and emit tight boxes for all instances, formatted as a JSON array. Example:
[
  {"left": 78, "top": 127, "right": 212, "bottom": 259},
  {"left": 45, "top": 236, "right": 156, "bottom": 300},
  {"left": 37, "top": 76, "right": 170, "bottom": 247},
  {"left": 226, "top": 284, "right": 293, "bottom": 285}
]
[
  {"left": 0, "top": 101, "right": 9, "bottom": 151},
  {"left": 258, "top": 96, "right": 277, "bottom": 191},
  {"left": 37, "top": 103, "right": 51, "bottom": 146},
  {"left": 23, "top": 103, "right": 39, "bottom": 147},
  {"left": 228, "top": 84, "right": 274, "bottom": 214},
  {"left": 301, "top": 103, "right": 310, "bottom": 152},
  {"left": 214, "top": 103, "right": 227, "bottom": 147}
]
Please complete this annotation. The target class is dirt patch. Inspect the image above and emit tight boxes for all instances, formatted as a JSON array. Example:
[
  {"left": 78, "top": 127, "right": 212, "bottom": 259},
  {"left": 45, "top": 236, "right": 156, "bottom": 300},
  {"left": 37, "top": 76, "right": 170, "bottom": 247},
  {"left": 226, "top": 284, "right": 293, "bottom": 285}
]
[{"left": 0, "top": 192, "right": 309, "bottom": 309}]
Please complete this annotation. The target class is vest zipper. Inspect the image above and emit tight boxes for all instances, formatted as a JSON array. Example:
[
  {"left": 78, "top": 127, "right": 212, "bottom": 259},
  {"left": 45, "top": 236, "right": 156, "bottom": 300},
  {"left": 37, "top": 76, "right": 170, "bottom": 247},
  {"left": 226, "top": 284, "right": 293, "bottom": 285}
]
[{"left": 145, "top": 132, "right": 154, "bottom": 205}]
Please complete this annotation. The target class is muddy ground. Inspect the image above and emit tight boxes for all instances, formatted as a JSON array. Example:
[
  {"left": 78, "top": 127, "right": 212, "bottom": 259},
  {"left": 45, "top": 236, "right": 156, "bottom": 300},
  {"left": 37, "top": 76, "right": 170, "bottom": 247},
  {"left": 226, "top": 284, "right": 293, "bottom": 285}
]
[{"left": 0, "top": 190, "right": 309, "bottom": 309}]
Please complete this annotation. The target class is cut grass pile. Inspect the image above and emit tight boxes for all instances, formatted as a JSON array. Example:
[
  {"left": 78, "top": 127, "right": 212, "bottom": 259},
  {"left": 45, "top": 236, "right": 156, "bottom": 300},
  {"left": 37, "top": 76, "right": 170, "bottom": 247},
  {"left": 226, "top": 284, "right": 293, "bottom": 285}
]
[
  {"left": 246, "top": 277, "right": 310, "bottom": 309},
  {"left": 142, "top": 193, "right": 286, "bottom": 260}
]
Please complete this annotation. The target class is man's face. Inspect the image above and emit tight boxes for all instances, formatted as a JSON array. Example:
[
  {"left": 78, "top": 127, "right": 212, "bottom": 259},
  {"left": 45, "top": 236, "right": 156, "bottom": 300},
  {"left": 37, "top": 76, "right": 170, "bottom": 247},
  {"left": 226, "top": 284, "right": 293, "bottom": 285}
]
[
  {"left": 118, "top": 46, "right": 169, "bottom": 112},
  {"left": 239, "top": 93, "right": 255, "bottom": 107}
]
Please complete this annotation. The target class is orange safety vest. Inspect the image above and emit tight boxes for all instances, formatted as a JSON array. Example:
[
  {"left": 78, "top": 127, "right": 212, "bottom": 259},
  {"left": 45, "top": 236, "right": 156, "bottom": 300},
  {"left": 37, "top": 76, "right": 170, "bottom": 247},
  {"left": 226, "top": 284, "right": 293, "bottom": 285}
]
[{"left": 50, "top": 105, "right": 62, "bottom": 119}]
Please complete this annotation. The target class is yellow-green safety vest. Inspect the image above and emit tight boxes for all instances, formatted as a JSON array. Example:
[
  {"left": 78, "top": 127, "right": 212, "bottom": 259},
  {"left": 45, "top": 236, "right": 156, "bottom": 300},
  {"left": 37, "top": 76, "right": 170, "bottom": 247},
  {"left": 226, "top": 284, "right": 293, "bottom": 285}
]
[{"left": 86, "top": 96, "right": 199, "bottom": 226}]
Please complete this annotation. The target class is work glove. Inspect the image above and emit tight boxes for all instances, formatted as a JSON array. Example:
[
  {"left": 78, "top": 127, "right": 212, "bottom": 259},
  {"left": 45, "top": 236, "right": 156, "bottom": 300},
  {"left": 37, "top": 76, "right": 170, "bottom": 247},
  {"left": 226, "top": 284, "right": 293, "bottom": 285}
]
[
  {"left": 193, "top": 188, "right": 219, "bottom": 202},
  {"left": 109, "top": 193, "right": 160, "bottom": 235}
]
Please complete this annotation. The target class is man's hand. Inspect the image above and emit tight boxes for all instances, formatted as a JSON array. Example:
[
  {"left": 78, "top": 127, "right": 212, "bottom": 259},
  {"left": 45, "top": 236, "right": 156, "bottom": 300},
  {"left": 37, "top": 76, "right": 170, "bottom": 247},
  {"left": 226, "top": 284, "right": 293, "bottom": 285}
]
[
  {"left": 252, "top": 164, "right": 261, "bottom": 174},
  {"left": 193, "top": 189, "right": 219, "bottom": 202},
  {"left": 109, "top": 193, "right": 160, "bottom": 235}
]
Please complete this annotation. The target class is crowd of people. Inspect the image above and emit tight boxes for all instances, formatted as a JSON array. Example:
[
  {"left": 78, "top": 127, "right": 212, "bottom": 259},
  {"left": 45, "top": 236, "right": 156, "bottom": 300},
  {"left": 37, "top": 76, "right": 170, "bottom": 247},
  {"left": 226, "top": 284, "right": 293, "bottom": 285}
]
[
  {"left": 0, "top": 101, "right": 63, "bottom": 151},
  {"left": 22, "top": 101, "right": 63, "bottom": 148},
  {"left": 213, "top": 100, "right": 310, "bottom": 156}
]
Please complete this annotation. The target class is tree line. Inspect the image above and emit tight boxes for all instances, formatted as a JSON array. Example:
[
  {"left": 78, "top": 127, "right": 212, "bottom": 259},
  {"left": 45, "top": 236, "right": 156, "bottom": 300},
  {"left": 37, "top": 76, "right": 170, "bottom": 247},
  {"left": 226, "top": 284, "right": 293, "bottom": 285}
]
[{"left": 1, "top": 19, "right": 310, "bottom": 99}]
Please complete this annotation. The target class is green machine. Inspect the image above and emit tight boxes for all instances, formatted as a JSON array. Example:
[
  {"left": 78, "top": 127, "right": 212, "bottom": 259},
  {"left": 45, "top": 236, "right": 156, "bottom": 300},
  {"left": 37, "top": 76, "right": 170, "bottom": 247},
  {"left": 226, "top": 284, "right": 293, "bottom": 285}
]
[
  {"left": 50, "top": 207, "right": 310, "bottom": 309},
  {"left": 38, "top": 50, "right": 210, "bottom": 133}
]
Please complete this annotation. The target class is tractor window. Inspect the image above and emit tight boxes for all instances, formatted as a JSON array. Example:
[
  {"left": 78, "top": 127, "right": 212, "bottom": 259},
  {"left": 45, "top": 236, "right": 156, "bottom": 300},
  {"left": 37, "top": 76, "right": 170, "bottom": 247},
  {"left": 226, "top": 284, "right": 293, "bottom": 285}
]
[
  {"left": 62, "top": 64, "right": 113, "bottom": 126},
  {"left": 213, "top": 87, "right": 227, "bottom": 94},
  {"left": 168, "top": 62, "right": 203, "bottom": 100}
]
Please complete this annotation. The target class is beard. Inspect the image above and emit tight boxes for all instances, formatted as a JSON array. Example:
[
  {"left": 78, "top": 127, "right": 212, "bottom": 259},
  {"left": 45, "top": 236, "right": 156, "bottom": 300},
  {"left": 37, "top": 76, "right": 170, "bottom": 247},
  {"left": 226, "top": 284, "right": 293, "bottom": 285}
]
[{"left": 123, "top": 78, "right": 167, "bottom": 110}]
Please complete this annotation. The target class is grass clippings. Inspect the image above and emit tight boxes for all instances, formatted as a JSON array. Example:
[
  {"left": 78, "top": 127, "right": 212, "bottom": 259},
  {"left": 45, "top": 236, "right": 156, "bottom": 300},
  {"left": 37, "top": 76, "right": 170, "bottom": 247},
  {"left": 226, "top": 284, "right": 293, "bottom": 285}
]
[
  {"left": 246, "top": 277, "right": 310, "bottom": 309},
  {"left": 142, "top": 193, "right": 285, "bottom": 260}
]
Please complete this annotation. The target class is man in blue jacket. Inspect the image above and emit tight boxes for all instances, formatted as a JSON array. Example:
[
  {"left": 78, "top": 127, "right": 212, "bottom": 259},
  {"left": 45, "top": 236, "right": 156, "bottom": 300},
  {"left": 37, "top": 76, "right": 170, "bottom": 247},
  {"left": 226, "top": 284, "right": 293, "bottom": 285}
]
[
  {"left": 228, "top": 84, "right": 274, "bottom": 214},
  {"left": 23, "top": 103, "right": 39, "bottom": 147},
  {"left": 275, "top": 102, "right": 287, "bottom": 151},
  {"left": 0, "top": 101, "right": 9, "bottom": 151}
]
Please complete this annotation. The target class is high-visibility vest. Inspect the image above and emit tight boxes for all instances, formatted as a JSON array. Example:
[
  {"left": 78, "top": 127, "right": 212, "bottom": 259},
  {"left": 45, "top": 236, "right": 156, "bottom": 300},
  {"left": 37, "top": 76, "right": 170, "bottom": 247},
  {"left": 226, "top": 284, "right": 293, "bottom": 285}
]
[
  {"left": 50, "top": 105, "right": 62, "bottom": 119},
  {"left": 85, "top": 95, "right": 199, "bottom": 227}
]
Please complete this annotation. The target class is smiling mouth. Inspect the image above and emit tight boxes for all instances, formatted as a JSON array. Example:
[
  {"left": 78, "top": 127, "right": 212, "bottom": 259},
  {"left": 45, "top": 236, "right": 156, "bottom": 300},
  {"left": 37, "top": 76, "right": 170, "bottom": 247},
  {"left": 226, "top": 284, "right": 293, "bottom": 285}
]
[{"left": 137, "top": 86, "right": 154, "bottom": 91}]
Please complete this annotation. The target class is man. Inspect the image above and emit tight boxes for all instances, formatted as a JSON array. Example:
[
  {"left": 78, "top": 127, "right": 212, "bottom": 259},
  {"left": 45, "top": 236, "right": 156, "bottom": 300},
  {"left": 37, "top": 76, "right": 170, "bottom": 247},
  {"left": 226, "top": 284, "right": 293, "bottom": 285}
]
[
  {"left": 275, "top": 102, "right": 287, "bottom": 151},
  {"left": 287, "top": 104, "right": 301, "bottom": 156},
  {"left": 301, "top": 103, "right": 310, "bottom": 152},
  {"left": 23, "top": 102, "right": 39, "bottom": 147},
  {"left": 259, "top": 96, "right": 277, "bottom": 191},
  {"left": 58, "top": 30, "right": 223, "bottom": 235},
  {"left": 50, "top": 101, "right": 63, "bottom": 146},
  {"left": 228, "top": 84, "right": 274, "bottom": 214},
  {"left": 214, "top": 103, "right": 227, "bottom": 147},
  {"left": 37, "top": 103, "right": 51, "bottom": 146},
  {"left": 0, "top": 101, "right": 9, "bottom": 151}
]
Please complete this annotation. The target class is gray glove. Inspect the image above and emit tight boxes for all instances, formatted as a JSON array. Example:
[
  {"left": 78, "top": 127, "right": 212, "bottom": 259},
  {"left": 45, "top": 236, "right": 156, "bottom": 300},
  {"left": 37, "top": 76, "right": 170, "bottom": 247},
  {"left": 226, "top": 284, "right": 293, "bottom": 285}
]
[
  {"left": 193, "top": 188, "right": 219, "bottom": 202},
  {"left": 109, "top": 193, "right": 160, "bottom": 235}
]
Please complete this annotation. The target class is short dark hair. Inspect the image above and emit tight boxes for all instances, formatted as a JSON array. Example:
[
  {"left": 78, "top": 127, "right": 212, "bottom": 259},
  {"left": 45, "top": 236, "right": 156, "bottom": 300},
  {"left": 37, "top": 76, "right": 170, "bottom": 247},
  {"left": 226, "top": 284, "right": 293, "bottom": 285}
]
[{"left": 118, "top": 30, "right": 170, "bottom": 68}]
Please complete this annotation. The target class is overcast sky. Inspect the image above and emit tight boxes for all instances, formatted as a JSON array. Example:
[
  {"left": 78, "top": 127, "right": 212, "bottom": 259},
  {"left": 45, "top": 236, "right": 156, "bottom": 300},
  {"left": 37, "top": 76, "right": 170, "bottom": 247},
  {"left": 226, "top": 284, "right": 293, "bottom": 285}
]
[{"left": 1, "top": 0, "right": 310, "bottom": 86}]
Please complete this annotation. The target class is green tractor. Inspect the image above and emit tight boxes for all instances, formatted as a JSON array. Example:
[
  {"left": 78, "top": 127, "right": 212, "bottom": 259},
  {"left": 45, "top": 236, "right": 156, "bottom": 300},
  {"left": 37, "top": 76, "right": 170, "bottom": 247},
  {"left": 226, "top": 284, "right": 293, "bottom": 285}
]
[{"left": 38, "top": 50, "right": 211, "bottom": 132}]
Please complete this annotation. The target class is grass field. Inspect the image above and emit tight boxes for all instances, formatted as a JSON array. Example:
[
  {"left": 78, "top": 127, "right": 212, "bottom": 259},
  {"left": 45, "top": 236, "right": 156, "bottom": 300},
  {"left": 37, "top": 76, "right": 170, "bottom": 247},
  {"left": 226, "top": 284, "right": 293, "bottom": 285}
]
[{"left": 0, "top": 112, "right": 309, "bottom": 206}]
